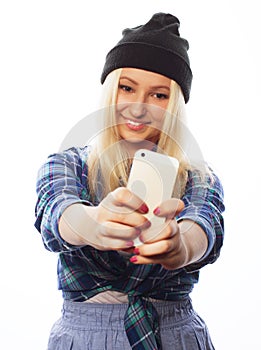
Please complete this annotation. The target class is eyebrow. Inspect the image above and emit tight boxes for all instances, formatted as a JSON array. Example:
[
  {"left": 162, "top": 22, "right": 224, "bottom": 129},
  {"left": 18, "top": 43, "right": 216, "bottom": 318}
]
[
  {"left": 119, "top": 76, "right": 138, "bottom": 85},
  {"left": 119, "top": 76, "right": 170, "bottom": 90}
]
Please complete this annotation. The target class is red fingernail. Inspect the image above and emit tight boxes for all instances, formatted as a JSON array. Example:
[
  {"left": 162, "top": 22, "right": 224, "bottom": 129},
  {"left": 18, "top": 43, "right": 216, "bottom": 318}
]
[
  {"left": 133, "top": 247, "right": 140, "bottom": 255},
  {"left": 139, "top": 204, "right": 148, "bottom": 214},
  {"left": 130, "top": 256, "right": 138, "bottom": 263},
  {"left": 135, "top": 228, "right": 141, "bottom": 235},
  {"left": 143, "top": 220, "right": 151, "bottom": 229},
  {"left": 153, "top": 207, "right": 160, "bottom": 215},
  {"left": 126, "top": 241, "right": 134, "bottom": 247}
]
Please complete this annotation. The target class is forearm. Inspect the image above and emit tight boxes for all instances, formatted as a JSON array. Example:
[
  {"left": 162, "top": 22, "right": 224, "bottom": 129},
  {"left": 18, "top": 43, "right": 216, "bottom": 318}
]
[
  {"left": 59, "top": 203, "right": 97, "bottom": 246},
  {"left": 179, "top": 219, "right": 208, "bottom": 266}
]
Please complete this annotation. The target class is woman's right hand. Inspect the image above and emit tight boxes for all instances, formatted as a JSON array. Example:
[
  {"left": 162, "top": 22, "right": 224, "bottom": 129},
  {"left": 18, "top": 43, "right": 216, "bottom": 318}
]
[{"left": 59, "top": 187, "right": 150, "bottom": 251}]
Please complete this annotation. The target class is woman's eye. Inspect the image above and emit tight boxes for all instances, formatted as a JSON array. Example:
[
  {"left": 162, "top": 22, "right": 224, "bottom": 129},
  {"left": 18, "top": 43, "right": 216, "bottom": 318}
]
[
  {"left": 119, "top": 84, "right": 133, "bottom": 92},
  {"left": 154, "top": 93, "right": 168, "bottom": 100}
]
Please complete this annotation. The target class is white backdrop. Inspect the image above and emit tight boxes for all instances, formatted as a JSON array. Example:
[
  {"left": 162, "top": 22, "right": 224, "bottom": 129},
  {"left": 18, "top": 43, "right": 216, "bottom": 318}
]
[{"left": 1, "top": 1, "right": 260, "bottom": 349}]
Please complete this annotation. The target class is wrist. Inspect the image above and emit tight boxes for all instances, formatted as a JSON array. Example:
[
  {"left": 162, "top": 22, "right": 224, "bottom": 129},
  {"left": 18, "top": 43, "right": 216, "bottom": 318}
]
[
  {"left": 59, "top": 203, "right": 97, "bottom": 246},
  {"left": 180, "top": 232, "right": 194, "bottom": 266},
  {"left": 179, "top": 220, "right": 208, "bottom": 266}
]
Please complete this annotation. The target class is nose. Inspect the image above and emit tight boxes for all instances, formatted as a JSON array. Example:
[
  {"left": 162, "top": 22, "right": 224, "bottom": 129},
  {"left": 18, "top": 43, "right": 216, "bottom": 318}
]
[{"left": 129, "top": 102, "right": 147, "bottom": 119}]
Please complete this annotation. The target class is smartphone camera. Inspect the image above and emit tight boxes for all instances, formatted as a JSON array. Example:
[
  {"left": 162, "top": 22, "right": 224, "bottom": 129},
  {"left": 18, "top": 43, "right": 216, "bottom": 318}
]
[{"left": 141, "top": 152, "right": 146, "bottom": 157}]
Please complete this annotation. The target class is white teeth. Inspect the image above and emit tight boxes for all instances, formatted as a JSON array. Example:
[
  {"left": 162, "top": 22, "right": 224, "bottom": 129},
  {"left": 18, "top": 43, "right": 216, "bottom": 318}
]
[{"left": 128, "top": 120, "right": 142, "bottom": 126}]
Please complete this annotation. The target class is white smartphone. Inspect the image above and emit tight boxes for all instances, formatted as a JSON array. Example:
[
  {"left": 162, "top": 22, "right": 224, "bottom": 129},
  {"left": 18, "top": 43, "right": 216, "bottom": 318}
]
[{"left": 127, "top": 149, "right": 179, "bottom": 246}]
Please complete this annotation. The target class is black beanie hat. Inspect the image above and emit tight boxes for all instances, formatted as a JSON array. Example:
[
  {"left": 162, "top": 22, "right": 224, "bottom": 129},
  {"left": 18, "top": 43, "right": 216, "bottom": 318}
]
[{"left": 101, "top": 12, "right": 192, "bottom": 103}]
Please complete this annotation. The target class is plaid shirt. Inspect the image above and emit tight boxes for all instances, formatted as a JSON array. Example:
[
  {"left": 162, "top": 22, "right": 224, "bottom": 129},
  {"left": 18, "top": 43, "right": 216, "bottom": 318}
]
[{"left": 34, "top": 146, "right": 225, "bottom": 350}]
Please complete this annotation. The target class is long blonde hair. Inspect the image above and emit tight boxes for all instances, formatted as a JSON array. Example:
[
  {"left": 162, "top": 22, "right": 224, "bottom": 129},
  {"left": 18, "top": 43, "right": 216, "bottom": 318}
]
[{"left": 87, "top": 68, "right": 207, "bottom": 201}]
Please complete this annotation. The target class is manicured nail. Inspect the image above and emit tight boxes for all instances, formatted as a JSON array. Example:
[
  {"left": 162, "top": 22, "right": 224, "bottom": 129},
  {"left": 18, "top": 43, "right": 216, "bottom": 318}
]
[
  {"left": 130, "top": 256, "right": 138, "bottom": 263},
  {"left": 133, "top": 247, "right": 140, "bottom": 255},
  {"left": 143, "top": 220, "right": 151, "bottom": 229},
  {"left": 139, "top": 203, "right": 149, "bottom": 214},
  {"left": 153, "top": 207, "right": 160, "bottom": 215},
  {"left": 135, "top": 228, "right": 141, "bottom": 235},
  {"left": 126, "top": 241, "right": 134, "bottom": 247},
  {"left": 139, "top": 235, "right": 145, "bottom": 243}
]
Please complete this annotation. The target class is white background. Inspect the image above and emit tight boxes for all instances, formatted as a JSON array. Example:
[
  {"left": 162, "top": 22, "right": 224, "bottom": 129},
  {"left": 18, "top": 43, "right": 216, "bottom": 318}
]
[{"left": 1, "top": 0, "right": 260, "bottom": 349}]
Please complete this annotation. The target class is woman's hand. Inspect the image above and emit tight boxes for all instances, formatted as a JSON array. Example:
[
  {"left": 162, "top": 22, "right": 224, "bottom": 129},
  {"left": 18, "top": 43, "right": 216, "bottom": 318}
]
[
  {"left": 129, "top": 199, "right": 208, "bottom": 270},
  {"left": 59, "top": 187, "right": 150, "bottom": 251}
]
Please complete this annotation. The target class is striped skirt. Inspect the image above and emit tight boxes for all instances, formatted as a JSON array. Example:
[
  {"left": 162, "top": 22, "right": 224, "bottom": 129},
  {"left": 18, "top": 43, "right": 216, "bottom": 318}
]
[{"left": 47, "top": 298, "right": 215, "bottom": 349}]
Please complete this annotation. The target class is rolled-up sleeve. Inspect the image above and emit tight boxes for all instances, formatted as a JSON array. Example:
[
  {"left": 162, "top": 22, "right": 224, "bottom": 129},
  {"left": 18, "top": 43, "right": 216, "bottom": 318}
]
[
  {"left": 177, "top": 169, "right": 225, "bottom": 272},
  {"left": 34, "top": 147, "right": 92, "bottom": 252}
]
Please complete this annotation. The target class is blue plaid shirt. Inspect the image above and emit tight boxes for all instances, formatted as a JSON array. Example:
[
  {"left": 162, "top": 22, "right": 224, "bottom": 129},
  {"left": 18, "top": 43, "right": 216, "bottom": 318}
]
[{"left": 34, "top": 146, "right": 225, "bottom": 349}]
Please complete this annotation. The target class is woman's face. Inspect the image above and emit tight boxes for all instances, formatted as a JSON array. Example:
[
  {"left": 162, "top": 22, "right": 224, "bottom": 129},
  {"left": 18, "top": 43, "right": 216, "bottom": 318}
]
[{"left": 116, "top": 68, "right": 171, "bottom": 154}]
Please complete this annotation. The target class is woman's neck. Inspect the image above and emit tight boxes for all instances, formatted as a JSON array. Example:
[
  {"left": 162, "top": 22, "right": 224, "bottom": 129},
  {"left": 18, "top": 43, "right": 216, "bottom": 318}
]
[{"left": 122, "top": 140, "right": 157, "bottom": 158}]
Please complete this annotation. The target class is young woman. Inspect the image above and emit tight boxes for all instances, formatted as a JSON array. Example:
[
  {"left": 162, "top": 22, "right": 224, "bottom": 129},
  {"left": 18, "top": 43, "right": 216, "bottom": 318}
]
[{"left": 35, "top": 13, "right": 225, "bottom": 350}]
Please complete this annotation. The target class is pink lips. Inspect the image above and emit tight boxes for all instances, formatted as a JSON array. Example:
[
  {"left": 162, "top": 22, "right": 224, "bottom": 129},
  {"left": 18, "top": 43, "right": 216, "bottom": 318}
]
[
  {"left": 123, "top": 117, "right": 150, "bottom": 131},
  {"left": 126, "top": 121, "right": 146, "bottom": 131}
]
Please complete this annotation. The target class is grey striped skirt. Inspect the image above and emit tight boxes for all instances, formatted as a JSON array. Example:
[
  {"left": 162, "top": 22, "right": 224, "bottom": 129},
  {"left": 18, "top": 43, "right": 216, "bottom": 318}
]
[{"left": 47, "top": 298, "right": 215, "bottom": 349}]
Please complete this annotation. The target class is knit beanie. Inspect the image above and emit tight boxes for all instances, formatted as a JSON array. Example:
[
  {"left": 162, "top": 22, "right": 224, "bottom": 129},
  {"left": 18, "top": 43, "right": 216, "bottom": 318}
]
[{"left": 101, "top": 12, "right": 192, "bottom": 103}]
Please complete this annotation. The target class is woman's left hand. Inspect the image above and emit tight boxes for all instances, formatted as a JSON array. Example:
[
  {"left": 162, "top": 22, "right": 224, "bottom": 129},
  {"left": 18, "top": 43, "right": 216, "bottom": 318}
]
[{"left": 129, "top": 198, "right": 189, "bottom": 270}]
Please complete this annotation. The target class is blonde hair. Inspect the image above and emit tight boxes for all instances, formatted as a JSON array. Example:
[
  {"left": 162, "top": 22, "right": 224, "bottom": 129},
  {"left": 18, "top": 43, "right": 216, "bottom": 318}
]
[{"left": 87, "top": 68, "right": 207, "bottom": 201}]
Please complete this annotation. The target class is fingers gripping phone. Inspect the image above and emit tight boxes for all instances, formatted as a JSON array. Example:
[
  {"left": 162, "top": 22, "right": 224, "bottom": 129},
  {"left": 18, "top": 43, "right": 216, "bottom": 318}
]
[{"left": 127, "top": 149, "right": 179, "bottom": 246}]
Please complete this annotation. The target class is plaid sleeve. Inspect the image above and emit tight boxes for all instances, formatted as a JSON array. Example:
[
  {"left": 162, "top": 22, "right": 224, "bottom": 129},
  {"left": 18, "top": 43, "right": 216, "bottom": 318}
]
[
  {"left": 34, "top": 146, "right": 93, "bottom": 252},
  {"left": 177, "top": 169, "right": 225, "bottom": 272}
]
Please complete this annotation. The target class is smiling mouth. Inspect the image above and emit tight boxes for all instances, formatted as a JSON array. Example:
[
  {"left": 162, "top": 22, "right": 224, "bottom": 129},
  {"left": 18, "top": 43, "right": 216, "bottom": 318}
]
[
  {"left": 124, "top": 118, "right": 150, "bottom": 131},
  {"left": 127, "top": 119, "right": 144, "bottom": 126},
  {"left": 122, "top": 116, "right": 150, "bottom": 125}
]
